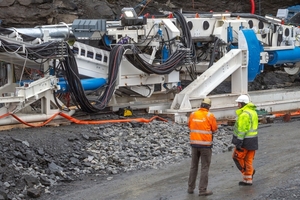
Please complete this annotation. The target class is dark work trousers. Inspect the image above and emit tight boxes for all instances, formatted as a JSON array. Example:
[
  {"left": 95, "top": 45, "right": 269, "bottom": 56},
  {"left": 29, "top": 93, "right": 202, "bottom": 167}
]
[{"left": 188, "top": 147, "right": 212, "bottom": 192}]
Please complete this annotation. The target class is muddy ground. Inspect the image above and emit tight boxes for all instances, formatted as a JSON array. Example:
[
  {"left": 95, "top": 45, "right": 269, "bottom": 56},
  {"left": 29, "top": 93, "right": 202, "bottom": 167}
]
[{"left": 0, "top": 116, "right": 295, "bottom": 200}]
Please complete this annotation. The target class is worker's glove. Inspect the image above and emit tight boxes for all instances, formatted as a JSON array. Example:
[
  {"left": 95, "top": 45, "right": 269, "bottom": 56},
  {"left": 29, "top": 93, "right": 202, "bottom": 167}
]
[{"left": 236, "top": 146, "right": 244, "bottom": 152}]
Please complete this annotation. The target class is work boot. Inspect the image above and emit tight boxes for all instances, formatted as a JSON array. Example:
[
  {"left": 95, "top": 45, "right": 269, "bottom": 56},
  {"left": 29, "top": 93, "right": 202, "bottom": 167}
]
[
  {"left": 199, "top": 190, "right": 213, "bottom": 196},
  {"left": 187, "top": 188, "right": 194, "bottom": 194},
  {"left": 239, "top": 181, "right": 252, "bottom": 186},
  {"left": 252, "top": 169, "right": 256, "bottom": 178}
]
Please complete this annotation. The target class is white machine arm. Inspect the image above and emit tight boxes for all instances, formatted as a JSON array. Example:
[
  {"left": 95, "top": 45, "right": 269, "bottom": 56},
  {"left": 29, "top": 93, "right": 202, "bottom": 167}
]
[{"left": 171, "top": 49, "right": 247, "bottom": 110}]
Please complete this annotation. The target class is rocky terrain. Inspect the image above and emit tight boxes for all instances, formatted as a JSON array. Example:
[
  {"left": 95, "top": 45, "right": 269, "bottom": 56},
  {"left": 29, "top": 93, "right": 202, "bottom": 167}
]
[
  {"left": 0, "top": 115, "right": 234, "bottom": 200},
  {"left": 0, "top": 0, "right": 298, "bottom": 28}
]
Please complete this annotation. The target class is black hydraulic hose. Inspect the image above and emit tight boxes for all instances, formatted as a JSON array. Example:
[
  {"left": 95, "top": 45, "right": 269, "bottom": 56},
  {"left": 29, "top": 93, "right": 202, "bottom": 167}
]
[
  {"left": 208, "top": 38, "right": 221, "bottom": 68},
  {"left": 57, "top": 47, "right": 97, "bottom": 113},
  {"left": 126, "top": 47, "right": 187, "bottom": 75},
  {"left": 95, "top": 45, "right": 125, "bottom": 109},
  {"left": 174, "top": 11, "right": 193, "bottom": 49},
  {"left": 60, "top": 48, "right": 97, "bottom": 112},
  {"left": 268, "top": 32, "right": 273, "bottom": 46},
  {"left": 140, "top": 23, "right": 159, "bottom": 51},
  {"left": 277, "top": 26, "right": 283, "bottom": 46},
  {"left": 174, "top": 11, "right": 196, "bottom": 62},
  {"left": 277, "top": 34, "right": 283, "bottom": 46},
  {"left": 164, "top": 24, "right": 172, "bottom": 55},
  {"left": 56, "top": 44, "right": 127, "bottom": 113}
]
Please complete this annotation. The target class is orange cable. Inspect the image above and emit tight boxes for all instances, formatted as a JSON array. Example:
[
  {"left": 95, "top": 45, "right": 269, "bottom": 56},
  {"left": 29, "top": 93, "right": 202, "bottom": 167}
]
[
  {"left": 0, "top": 112, "right": 168, "bottom": 128},
  {"left": 10, "top": 112, "right": 60, "bottom": 127},
  {"left": 58, "top": 112, "right": 168, "bottom": 124},
  {"left": 0, "top": 112, "right": 11, "bottom": 119}
]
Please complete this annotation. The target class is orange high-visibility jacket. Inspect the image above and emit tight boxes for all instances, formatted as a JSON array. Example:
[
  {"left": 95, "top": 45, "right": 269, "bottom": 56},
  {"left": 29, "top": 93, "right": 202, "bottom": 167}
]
[{"left": 188, "top": 108, "right": 218, "bottom": 147}]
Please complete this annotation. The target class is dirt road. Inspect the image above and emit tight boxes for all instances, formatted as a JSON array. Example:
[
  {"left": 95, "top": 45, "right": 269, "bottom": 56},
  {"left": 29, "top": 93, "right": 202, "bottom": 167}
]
[{"left": 46, "top": 119, "right": 300, "bottom": 200}]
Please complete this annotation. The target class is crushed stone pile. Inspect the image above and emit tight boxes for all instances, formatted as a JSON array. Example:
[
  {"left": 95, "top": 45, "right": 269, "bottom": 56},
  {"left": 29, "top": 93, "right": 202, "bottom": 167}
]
[{"left": 0, "top": 119, "right": 234, "bottom": 200}]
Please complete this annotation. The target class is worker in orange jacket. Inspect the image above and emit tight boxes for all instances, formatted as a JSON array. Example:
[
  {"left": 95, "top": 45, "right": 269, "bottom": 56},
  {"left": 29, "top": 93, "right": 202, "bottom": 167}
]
[
  {"left": 187, "top": 98, "right": 218, "bottom": 196},
  {"left": 232, "top": 94, "right": 258, "bottom": 186}
]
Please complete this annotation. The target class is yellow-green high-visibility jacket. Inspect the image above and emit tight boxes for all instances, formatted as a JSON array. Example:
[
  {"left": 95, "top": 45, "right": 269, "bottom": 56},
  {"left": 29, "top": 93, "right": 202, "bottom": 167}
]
[{"left": 232, "top": 102, "right": 258, "bottom": 150}]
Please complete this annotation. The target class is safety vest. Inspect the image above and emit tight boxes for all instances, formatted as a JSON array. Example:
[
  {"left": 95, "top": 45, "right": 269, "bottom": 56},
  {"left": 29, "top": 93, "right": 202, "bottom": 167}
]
[
  {"left": 233, "top": 103, "right": 258, "bottom": 141},
  {"left": 188, "top": 108, "right": 218, "bottom": 147}
]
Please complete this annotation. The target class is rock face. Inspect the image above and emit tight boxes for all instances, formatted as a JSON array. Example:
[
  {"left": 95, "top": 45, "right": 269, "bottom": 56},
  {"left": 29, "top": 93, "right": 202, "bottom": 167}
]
[{"left": 0, "top": 0, "right": 298, "bottom": 28}]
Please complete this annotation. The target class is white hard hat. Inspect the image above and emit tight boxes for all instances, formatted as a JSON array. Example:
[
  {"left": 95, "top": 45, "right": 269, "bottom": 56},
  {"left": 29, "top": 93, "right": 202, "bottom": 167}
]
[
  {"left": 202, "top": 98, "right": 211, "bottom": 106},
  {"left": 235, "top": 95, "right": 250, "bottom": 103}
]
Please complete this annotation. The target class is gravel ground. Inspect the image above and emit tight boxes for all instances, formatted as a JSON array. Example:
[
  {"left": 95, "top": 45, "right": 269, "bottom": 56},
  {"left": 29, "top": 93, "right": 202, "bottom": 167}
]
[
  {"left": 0, "top": 70, "right": 299, "bottom": 200},
  {"left": 1, "top": 115, "right": 300, "bottom": 200},
  {"left": 0, "top": 114, "right": 234, "bottom": 200},
  {"left": 48, "top": 118, "right": 300, "bottom": 200}
]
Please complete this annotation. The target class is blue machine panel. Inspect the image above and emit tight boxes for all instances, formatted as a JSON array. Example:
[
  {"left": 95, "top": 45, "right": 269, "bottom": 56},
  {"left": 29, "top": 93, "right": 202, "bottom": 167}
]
[{"left": 241, "top": 29, "right": 264, "bottom": 82}]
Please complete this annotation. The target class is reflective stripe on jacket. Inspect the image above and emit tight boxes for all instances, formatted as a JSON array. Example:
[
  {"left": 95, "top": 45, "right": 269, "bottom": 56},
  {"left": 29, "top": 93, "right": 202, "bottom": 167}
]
[
  {"left": 232, "top": 102, "right": 258, "bottom": 150},
  {"left": 188, "top": 108, "right": 218, "bottom": 148}
]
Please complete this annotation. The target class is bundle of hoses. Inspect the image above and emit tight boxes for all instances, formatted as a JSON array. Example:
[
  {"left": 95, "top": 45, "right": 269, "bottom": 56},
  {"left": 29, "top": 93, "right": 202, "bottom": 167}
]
[
  {"left": 173, "top": 11, "right": 193, "bottom": 49},
  {"left": 95, "top": 45, "right": 125, "bottom": 109},
  {"left": 0, "top": 36, "right": 126, "bottom": 113},
  {"left": 58, "top": 44, "right": 125, "bottom": 113},
  {"left": 125, "top": 11, "right": 195, "bottom": 75},
  {"left": 57, "top": 46, "right": 98, "bottom": 112},
  {"left": 126, "top": 47, "right": 186, "bottom": 74},
  {"left": 0, "top": 38, "right": 65, "bottom": 62}
]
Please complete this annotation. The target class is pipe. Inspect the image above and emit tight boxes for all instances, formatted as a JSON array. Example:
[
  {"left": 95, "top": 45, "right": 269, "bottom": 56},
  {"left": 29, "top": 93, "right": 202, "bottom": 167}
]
[
  {"left": 267, "top": 47, "right": 300, "bottom": 65},
  {"left": 250, "top": 0, "right": 255, "bottom": 14},
  {"left": 17, "top": 78, "right": 107, "bottom": 93},
  {"left": 8, "top": 23, "right": 74, "bottom": 40},
  {"left": 58, "top": 78, "right": 107, "bottom": 93}
]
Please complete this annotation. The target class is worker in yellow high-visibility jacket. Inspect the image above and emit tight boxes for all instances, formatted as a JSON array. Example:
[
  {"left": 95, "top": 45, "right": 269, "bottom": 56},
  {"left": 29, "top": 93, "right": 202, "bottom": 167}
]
[{"left": 232, "top": 94, "right": 258, "bottom": 186}]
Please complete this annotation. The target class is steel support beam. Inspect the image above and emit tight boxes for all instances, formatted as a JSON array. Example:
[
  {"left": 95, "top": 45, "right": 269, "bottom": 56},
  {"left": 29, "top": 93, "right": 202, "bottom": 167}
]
[{"left": 164, "top": 88, "right": 300, "bottom": 124}]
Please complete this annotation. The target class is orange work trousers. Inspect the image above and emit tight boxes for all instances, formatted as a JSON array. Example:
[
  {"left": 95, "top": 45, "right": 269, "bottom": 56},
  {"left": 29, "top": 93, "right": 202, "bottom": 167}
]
[{"left": 232, "top": 147, "right": 255, "bottom": 183}]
